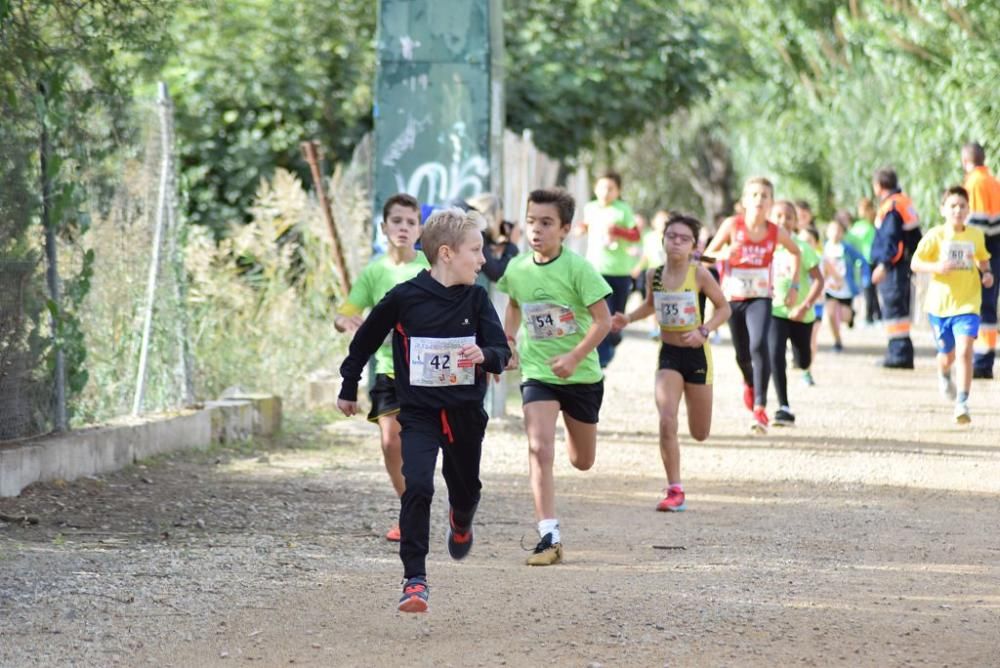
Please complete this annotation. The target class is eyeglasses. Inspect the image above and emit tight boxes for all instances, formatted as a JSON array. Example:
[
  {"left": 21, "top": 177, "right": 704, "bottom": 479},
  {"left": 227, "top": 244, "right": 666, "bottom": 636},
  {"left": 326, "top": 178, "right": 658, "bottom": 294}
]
[{"left": 664, "top": 232, "right": 694, "bottom": 243}]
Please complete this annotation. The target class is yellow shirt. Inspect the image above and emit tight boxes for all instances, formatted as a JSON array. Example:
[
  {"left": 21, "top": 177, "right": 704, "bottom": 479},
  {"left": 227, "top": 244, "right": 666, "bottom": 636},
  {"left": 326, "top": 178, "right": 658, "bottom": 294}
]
[{"left": 914, "top": 225, "right": 991, "bottom": 316}]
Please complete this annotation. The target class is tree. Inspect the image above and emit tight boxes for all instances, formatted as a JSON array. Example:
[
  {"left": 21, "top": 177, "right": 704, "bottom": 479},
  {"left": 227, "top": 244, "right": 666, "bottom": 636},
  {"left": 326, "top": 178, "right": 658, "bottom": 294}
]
[
  {"left": 162, "top": 0, "right": 376, "bottom": 233},
  {"left": 504, "top": 0, "right": 714, "bottom": 163},
  {"left": 0, "top": 0, "right": 174, "bottom": 426}
]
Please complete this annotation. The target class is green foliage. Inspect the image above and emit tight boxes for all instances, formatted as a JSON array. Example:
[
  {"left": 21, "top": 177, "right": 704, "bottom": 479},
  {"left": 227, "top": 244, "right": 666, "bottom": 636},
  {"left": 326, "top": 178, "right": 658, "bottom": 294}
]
[
  {"left": 504, "top": 0, "right": 713, "bottom": 162},
  {"left": 184, "top": 168, "right": 363, "bottom": 407},
  {"left": 1, "top": 1, "right": 175, "bottom": 426},
  {"left": 163, "top": 0, "right": 376, "bottom": 233}
]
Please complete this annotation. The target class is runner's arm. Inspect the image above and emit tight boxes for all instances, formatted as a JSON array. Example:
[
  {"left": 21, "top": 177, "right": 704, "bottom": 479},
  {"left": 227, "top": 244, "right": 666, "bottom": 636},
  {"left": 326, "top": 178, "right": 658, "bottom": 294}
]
[
  {"left": 475, "top": 288, "right": 512, "bottom": 373},
  {"left": 696, "top": 265, "right": 731, "bottom": 334},
  {"left": 613, "top": 268, "right": 656, "bottom": 332},
  {"left": 338, "top": 291, "right": 399, "bottom": 402},
  {"left": 703, "top": 217, "right": 734, "bottom": 257},
  {"left": 503, "top": 299, "right": 522, "bottom": 369}
]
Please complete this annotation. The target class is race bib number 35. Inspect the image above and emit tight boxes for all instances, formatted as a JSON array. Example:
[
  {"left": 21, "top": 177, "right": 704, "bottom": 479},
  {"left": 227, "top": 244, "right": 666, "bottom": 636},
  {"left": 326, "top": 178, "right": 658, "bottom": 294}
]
[
  {"left": 943, "top": 241, "right": 974, "bottom": 270},
  {"left": 654, "top": 291, "right": 698, "bottom": 328},
  {"left": 523, "top": 302, "right": 578, "bottom": 339},
  {"left": 409, "top": 336, "right": 476, "bottom": 387},
  {"left": 724, "top": 267, "right": 771, "bottom": 300}
]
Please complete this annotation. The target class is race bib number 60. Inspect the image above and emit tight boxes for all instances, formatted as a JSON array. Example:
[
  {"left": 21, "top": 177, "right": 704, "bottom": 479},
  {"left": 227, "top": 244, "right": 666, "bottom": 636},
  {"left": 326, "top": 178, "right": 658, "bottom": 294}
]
[
  {"left": 523, "top": 302, "right": 578, "bottom": 339},
  {"left": 943, "top": 241, "right": 974, "bottom": 270},
  {"left": 409, "top": 336, "right": 476, "bottom": 387}
]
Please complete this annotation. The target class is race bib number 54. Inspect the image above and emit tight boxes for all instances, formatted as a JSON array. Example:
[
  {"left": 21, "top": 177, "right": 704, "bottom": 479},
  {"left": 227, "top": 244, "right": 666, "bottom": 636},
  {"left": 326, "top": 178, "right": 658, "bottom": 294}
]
[
  {"left": 523, "top": 302, "right": 578, "bottom": 339},
  {"left": 409, "top": 336, "right": 476, "bottom": 387}
]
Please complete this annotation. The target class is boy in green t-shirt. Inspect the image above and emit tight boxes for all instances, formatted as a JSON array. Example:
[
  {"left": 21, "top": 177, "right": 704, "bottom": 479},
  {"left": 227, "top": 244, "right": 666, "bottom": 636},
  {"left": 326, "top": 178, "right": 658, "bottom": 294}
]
[
  {"left": 334, "top": 193, "right": 428, "bottom": 542},
  {"left": 911, "top": 186, "right": 993, "bottom": 424},
  {"left": 767, "top": 200, "right": 825, "bottom": 426},
  {"left": 579, "top": 171, "right": 639, "bottom": 368},
  {"left": 497, "top": 188, "right": 612, "bottom": 566}
]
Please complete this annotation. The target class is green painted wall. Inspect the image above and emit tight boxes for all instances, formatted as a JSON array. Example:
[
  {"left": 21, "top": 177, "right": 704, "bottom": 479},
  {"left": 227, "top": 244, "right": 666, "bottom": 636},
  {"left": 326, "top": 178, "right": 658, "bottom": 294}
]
[{"left": 373, "top": 0, "right": 503, "bottom": 233}]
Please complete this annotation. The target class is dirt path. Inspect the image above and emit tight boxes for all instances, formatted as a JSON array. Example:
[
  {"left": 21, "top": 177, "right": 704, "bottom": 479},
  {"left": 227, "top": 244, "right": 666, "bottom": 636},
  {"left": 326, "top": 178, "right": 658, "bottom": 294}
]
[{"left": 2, "top": 322, "right": 999, "bottom": 667}]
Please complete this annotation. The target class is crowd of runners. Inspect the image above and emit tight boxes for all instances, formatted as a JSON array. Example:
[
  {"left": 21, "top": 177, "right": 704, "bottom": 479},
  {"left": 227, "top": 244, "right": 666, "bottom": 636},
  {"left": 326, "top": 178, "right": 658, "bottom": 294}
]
[{"left": 333, "top": 141, "right": 1000, "bottom": 613}]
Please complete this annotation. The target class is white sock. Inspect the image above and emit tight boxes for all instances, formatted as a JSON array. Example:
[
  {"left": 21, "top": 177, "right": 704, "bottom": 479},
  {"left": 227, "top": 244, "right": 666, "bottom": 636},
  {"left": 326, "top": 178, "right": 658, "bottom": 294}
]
[{"left": 538, "top": 518, "right": 560, "bottom": 544}]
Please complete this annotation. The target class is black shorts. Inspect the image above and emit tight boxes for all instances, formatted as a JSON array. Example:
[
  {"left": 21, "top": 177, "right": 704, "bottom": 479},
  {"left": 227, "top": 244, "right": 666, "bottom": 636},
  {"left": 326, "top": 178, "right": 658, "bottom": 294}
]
[
  {"left": 367, "top": 373, "right": 401, "bottom": 422},
  {"left": 520, "top": 378, "right": 604, "bottom": 424},
  {"left": 658, "top": 342, "right": 713, "bottom": 385},
  {"left": 824, "top": 293, "right": 854, "bottom": 309}
]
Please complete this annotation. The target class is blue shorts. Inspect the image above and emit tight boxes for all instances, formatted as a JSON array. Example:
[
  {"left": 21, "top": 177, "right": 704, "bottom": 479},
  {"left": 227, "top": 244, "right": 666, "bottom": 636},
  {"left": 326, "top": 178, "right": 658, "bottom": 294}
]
[{"left": 928, "top": 313, "right": 980, "bottom": 354}]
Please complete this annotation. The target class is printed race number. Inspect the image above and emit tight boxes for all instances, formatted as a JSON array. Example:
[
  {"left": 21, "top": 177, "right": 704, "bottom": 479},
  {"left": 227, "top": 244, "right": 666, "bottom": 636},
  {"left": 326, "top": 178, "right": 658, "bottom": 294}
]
[
  {"left": 523, "top": 302, "right": 578, "bottom": 339},
  {"left": 653, "top": 291, "right": 698, "bottom": 328},
  {"left": 409, "top": 336, "right": 476, "bottom": 387},
  {"left": 723, "top": 267, "right": 770, "bottom": 300},
  {"left": 942, "top": 241, "right": 974, "bottom": 270}
]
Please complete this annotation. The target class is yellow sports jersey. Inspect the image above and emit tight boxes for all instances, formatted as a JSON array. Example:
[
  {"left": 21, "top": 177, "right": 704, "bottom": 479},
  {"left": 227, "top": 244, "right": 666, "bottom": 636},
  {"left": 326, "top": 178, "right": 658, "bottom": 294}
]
[{"left": 914, "top": 225, "right": 991, "bottom": 317}]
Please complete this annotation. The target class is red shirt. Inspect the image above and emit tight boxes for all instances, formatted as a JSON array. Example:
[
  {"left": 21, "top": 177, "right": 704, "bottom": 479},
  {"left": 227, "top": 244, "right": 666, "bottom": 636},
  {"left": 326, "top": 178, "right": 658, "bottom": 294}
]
[{"left": 722, "top": 216, "right": 779, "bottom": 301}]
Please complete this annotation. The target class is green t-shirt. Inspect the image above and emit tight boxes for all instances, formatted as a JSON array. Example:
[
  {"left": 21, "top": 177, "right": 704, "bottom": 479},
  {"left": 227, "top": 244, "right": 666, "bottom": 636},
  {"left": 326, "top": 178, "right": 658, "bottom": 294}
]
[
  {"left": 771, "top": 237, "right": 819, "bottom": 323},
  {"left": 496, "top": 248, "right": 612, "bottom": 385},
  {"left": 846, "top": 220, "right": 876, "bottom": 262},
  {"left": 583, "top": 199, "right": 639, "bottom": 276},
  {"left": 339, "top": 252, "right": 429, "bottom": 375}
]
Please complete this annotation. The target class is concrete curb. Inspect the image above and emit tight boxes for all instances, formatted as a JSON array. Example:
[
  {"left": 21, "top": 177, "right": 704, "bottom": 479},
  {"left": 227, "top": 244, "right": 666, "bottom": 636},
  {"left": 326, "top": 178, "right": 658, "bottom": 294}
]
[{"left": 0, "top": 395, "right": 281, "bottom": 498}]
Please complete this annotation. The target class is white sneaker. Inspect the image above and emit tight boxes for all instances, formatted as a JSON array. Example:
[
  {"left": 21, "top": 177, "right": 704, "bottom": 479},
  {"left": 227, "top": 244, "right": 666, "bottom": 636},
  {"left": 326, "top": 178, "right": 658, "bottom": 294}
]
[
  {"left": 939, "top": 374, "right": 957, "bottom": 401},
  {"left": 954, "top": 402, "right": 971, "bottom": 424}
]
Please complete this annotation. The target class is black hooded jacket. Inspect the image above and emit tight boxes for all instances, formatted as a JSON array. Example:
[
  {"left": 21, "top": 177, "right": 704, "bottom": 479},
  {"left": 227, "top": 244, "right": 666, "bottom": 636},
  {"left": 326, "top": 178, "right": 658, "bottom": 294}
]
[{"left": 338, "top": 270, "right": 511, "bottom": 410}]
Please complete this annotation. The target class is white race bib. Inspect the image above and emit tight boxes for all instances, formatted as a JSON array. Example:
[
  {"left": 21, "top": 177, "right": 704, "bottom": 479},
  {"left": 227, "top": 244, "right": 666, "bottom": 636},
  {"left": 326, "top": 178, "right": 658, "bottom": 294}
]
[
  {"left": 653, "top": 291, "right": 698, "bottom": 328},
  {"left": 523, "top": 302, "right": 579, "bottom": 340},
  {"left": 724, "top": 267, "right": 770, "bottom": 300},
  {"left": 943, "top": 241, "right": 974, "bottom": 270},
  {"left": 408, "top": 336, "right": 476, "bottom": 387},
  {"left": 774, "top": 252, "right": 796, "bottom": 281}
]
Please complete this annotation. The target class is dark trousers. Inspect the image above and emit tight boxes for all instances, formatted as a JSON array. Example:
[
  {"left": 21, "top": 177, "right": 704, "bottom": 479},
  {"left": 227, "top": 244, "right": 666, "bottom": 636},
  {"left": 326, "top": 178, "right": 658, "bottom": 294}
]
[
  {"left": 729, "top": 298, "right": 772, "bottom": 407},
  {"left": 398, "top": 405, "right": 487, "bottom": 579},
  {"left": 877, "top": 264, "right": 914, "bottom": 368},
  {"left": 768, "top": 316, "right": 814, "bottom": 408},
  {"left": 864, "top": 283, "right": 881, "bottom": 323},
  {"left": 597, "top": 274, "right": 633, "bottom": 367},
  {"left": 973, "top": 235, "right": 1000, "bottom": 375}
]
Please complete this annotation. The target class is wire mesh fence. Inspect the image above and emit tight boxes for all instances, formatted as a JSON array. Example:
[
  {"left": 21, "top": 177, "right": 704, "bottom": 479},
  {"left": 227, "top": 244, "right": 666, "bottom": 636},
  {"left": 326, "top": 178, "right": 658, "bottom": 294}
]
[{"left": 70, "top": 86, "right": 192, "bottom": 423}]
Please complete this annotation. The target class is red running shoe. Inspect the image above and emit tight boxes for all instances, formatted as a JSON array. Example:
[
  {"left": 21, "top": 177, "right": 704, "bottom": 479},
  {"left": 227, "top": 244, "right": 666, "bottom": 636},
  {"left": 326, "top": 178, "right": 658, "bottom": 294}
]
[
  {"left": 750, "top": 407, "right": 769, "bottom": 434},
  {"left": 743, "top": 383, "right": 754, "bottom": 411},
  {"left": 656, "top": 487, "right": 687, "bottom": 512},
  {"left": 398, "top": 576, "right": 429, "bottom": 613},
  {"left": 385, "top": 525, "right": 401, "bottom": 542}
]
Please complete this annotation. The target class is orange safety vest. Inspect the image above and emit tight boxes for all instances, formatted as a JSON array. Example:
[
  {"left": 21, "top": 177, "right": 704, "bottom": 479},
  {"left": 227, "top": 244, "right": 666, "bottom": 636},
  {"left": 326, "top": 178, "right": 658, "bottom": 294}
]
[{"left": 875, "top": 192, "right": 920, "bottom": 265}]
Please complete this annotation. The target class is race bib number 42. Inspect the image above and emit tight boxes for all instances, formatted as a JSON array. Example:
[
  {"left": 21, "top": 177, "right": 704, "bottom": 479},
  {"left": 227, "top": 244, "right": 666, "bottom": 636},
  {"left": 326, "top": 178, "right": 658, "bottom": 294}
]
[
  {"left": 724, "top": 267, "right": 770, "bottom": 300},
  {"left": 943, "top": 241, "right": 974, "bottom": 270},
  {"left": 523, "top": 302, "right": 578, "bottom": 339},
  {"left": 409, "top": 336, "right": 476, "bottom": 387},
  {"left": 653, "top": 291, "right": 698, "bottom": 328}
]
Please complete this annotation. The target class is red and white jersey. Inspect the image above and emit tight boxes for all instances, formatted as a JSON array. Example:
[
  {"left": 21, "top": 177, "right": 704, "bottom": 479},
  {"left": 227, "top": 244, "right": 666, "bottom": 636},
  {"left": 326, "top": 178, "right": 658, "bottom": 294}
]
[{"left": 721, "top": 216, "right": 779, "bottom": 301}]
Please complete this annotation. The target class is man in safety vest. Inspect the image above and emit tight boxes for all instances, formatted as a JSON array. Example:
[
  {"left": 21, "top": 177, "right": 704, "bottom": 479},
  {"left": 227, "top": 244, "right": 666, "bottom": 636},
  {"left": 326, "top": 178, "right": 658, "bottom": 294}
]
[
  {"left": 961, "top": 142, "right": 1000, "bottom": 379},
  {"left": 870, "top": 166, "right": 922, "bottom": 369}
]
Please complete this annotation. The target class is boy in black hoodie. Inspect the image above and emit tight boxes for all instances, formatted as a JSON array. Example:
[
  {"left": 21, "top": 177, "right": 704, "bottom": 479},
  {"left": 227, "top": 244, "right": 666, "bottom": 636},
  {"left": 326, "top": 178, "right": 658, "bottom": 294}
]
[{"left": 337, "top": 208, "right": 511, "bottom": 613}]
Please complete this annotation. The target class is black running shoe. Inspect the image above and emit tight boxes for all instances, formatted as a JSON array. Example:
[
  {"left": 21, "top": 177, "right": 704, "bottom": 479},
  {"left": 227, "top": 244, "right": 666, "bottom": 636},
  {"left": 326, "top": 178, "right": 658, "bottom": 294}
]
[
  {"left": 446, "top": 509, "right": 474, "bottom": 560},
  {"left": 773, "top": 408, "right": 795, "bottom": 426}
]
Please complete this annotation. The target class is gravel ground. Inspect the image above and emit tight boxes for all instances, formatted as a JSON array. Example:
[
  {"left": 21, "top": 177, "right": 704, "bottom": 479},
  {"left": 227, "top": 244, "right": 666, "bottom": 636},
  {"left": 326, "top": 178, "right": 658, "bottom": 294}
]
[{"left": 2, "top": 321, "right": 999, "bottom": 667}]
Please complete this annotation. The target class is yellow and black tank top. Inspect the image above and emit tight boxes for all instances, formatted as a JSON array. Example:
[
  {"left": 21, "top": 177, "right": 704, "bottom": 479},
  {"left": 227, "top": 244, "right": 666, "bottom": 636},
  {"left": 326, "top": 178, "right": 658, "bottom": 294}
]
[{"left": 651, "top": 264, "right": 701, "bottom": 332}]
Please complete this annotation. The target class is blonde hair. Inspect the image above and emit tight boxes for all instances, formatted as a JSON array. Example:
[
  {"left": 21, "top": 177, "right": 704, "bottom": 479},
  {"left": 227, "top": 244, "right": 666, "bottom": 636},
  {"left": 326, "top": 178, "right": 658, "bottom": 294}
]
[
  {"left": 421, "top": 208, "right": 481, "bottom": 264},
  {"left": 743, "top": 176, "right": 774, "bottom": 197}
]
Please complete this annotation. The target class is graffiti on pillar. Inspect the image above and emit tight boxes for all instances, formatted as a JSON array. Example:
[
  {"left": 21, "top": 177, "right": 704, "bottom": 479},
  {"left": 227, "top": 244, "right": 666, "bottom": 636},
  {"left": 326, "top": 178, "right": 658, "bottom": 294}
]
[
  {"left": 386, "top": 121, "right": 489, "bottom": 206},
  {"left": 375, "top": 0, "right": 499, "bottom": 230}
]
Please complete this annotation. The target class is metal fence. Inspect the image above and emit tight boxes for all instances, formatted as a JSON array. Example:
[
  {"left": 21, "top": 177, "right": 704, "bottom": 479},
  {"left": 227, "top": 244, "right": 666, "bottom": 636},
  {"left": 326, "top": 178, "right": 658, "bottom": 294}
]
[{"left": 0, "top": 83, "right": 192, "bottom": 440}]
